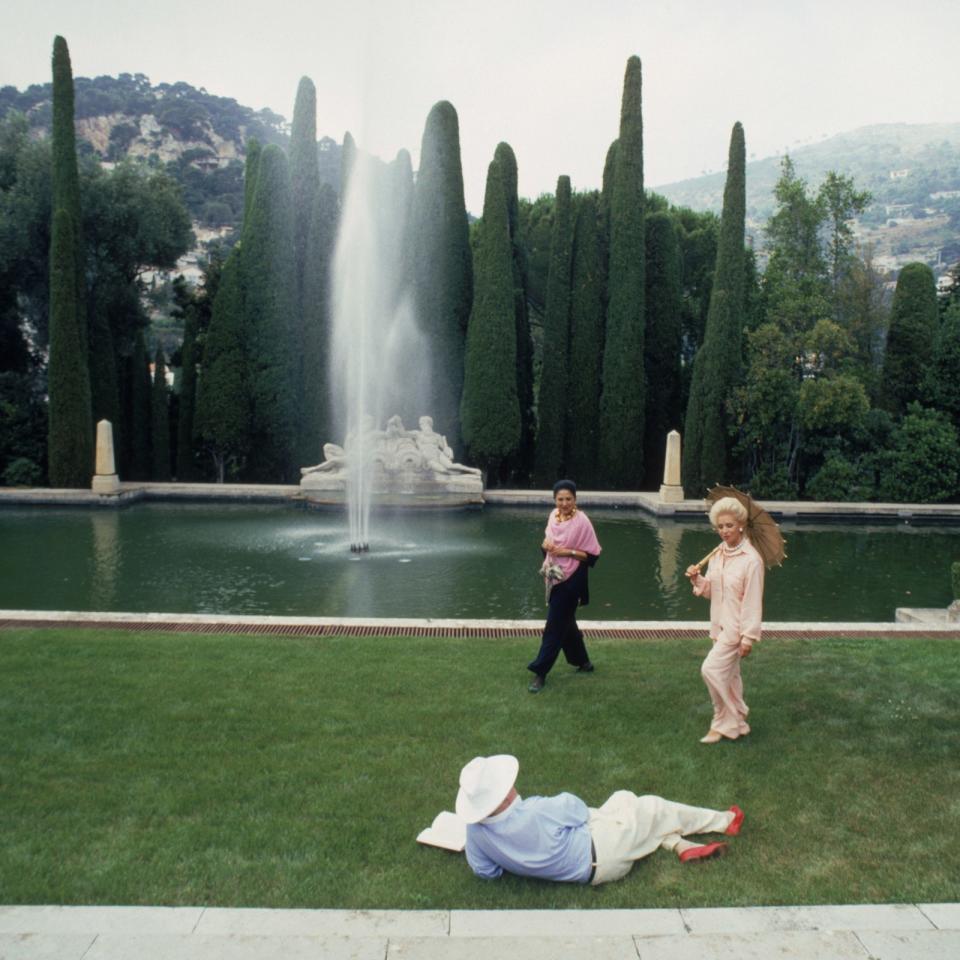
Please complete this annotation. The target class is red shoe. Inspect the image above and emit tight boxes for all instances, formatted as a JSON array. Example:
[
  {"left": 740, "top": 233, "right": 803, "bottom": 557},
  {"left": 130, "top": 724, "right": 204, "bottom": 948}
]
[
  {"left": 725, "top": 805, "right": 745, "bottom": 836},
  {"left": 679, "top": 841, "right": 727, "bottom": 863}
]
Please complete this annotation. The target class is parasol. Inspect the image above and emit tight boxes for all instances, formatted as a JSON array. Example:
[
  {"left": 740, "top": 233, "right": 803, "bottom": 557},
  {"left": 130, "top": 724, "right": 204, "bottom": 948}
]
[{"left": 693, "top": 485, "right": 788, "bottom": 571}]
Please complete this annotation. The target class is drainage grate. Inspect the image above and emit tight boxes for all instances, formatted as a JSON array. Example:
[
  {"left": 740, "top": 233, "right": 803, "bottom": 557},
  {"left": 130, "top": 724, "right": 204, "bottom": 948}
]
[{"left": 1, "top": 618, "right": 957, "bottom": 641}]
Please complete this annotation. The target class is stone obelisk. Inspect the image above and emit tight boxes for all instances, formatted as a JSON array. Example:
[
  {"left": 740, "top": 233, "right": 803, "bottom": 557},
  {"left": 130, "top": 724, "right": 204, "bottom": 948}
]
[
  {"left": 659, "top": 430, "right": 684, "bottom": 503},
  {"left": 91, "top": 419, "right": 120, "bottom": 494}
]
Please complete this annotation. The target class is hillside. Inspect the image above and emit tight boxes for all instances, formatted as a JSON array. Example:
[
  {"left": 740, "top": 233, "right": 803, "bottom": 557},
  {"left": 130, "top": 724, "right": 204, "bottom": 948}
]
[
  {"left": 4, "top": 72, "right": 957, "bottom": 277},
  {"left": 0, "top": 73, "right": 343, "bottom": 230},
  {"left": 655, "top": 122, "right": 960, "bottom": 275}
]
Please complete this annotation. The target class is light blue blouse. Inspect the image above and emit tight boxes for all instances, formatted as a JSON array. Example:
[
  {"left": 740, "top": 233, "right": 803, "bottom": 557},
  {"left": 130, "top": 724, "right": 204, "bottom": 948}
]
[{"left": 465, "top": 792, "right": 593, "bottom": 883}]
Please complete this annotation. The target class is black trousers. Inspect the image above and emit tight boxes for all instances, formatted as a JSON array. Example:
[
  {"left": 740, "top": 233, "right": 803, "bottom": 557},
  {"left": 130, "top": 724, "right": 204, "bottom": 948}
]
[{"left": 527, "top": 574, "right": 591, "bottom": 677}]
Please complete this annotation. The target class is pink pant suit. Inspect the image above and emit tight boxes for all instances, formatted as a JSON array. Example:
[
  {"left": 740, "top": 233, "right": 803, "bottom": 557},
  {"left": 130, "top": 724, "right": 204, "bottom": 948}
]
[{"left": 691, "top": 538, "right": 764, "bottom": 739}]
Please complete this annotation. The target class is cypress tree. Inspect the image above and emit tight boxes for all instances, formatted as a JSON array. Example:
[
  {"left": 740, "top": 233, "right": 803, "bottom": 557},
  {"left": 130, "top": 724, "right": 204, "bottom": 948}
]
[
  {"left": 384, "top": 149, "right": 419, "bottom": 427},
  {"left": 129, "top": 328, "right": 152, "bottom": 481},
  {"left": 47, "top": 208, "right": 92, "bottom": 486},
  {"left": 520, "top": 196, "right": 554, "bottom": 321},
  {"left": 460, "top": 151, "right": 521, "bottom": 481},
  {"left": 925, "top": 301, "right": 960, "bottom": 433},
  {"left": 533, "top": 176, "right": 574, "bottom": 484},
  {"left": 176, "top": 300, "right": 199, "bottom": 480},
  {"left": 241, "top": 144, "right": 297, "bottom": 480},
  {"left": 194, "top": 252, "right": 249, "bottom": 482},
  {"left": 600, "top": 139, "right": 617, "bottom": 247},
  {"left": 711, "top": 123, "right": 747, "bottom": 320},
  {"left": 388, "top": 149, "right": 415, "bottom": 271},
  {"left": 290, "top": 77, "right": 320, "bottom": 273},
  {"left": 301, "top": 182, "right": 339, "bottom": 463},
  {"left": 599, "top": 56, "right": 646, "bottom": 488},
  {"left": 192, "top": 144, "right": 275, "bottom": 481},
  {"left": 242, "top": 138, "right": 261, "bottom": 228},
  {"left": 598, "top": 139, "right": 617, "bottom": 294},
  {"left": 683, "top": 122, "right": 747, "bottom": 496},
  {"left": 117, "top": 344, "right": 134, "bottom": 477},
  {"left": 50, "top": 36, "right": 86, "bottom": 358},
  {"left": 150, "top": 346, "right": 171, "bottom": 481},
  {"left": 88, "top": 300, "right": 119, "bottom": 441},
  {"left": 882, "top": 262, "right": 938, "bottom": 417},
  {"left": 682, "top": 345, "right": 708, "bottom": 494},
  {"left": 408, "top": 101, "right": 473, "bottom": 449},
  {"left": 47, "top": 35, "right": 93, "bottom": 487},
  {"left": 565, "top": 193, "right": 605, "bottom": 487},
  {"left": 675, "top": 209, "right": 719, "bottom": 370},
  {"left": 643, "top": 210, "right": 682, "bottom": 488},
  {"left": 289, "top": 77, "right": 320, "bottom": 462},
  {"left": 494, "top": 142, "right": 535, "bottom": 483}
]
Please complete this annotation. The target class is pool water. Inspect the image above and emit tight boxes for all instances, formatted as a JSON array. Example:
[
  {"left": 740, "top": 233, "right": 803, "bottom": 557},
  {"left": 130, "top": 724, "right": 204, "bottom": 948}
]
[{"left": 0, "top": 503, "right": 955, "bottom": 621}]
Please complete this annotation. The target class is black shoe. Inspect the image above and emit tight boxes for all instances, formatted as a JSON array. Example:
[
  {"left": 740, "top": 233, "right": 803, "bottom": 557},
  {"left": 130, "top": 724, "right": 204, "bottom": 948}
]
[
  {"left": 528, "top": 674, "right": 545, "bottom": 693},
  {"left": 577, "top": 661, "right": 595, "bottom": 673}
]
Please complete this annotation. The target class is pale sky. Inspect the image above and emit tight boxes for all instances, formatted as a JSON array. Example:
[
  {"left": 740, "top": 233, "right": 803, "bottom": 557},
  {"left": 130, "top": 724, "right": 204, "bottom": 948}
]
[{"left": 2, "top": 0, "right": 958, "bottom": 213}]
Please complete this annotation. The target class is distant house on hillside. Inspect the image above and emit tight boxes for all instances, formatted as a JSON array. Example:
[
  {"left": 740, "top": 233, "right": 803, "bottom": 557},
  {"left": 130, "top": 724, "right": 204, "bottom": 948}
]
[
  {"left": 889, "top": 168, "right": 911, "bottom": 179},
  {"left": 885, "top": 203, "right": 914, "bottom": 218},
  {"left": 938, "top": 243, "right": 960, "bottom": 270}
]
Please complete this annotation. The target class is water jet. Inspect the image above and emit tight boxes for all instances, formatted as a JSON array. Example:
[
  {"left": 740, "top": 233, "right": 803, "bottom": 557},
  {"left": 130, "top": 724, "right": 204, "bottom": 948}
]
[{"left": 305, "top": 145, "right": 483, "bottom": 544}]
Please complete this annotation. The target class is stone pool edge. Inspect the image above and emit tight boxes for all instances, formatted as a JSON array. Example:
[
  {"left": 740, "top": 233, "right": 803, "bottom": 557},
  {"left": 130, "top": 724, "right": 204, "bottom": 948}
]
[{"left": 3, "top": 482, "right": 960, "bottom": 523}]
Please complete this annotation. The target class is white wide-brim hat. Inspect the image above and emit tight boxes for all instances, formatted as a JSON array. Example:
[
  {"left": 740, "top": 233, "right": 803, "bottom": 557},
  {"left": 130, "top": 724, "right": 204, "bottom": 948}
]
[{"left": 456, "top": 754, "right": 519, "bottom": 824}]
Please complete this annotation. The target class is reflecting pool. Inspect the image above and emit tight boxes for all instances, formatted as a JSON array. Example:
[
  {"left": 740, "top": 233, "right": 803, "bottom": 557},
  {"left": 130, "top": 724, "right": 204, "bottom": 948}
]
[{"left": 1, "top": 503, "right": 956, "bottom": 621}]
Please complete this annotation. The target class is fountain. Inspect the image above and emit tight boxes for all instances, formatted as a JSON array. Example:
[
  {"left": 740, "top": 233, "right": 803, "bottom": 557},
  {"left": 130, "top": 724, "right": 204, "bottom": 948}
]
[
  {"left": 303, "top": 146, "right": 482, "bottom": 547},
  {"left": 300, "top": 414, "right": 482, "bottom": 520}
]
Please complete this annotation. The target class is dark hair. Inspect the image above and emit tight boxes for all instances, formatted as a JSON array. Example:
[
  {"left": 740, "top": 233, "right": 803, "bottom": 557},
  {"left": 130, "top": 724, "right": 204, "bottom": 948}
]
[{"left": 552, "top": 479, "right": 577, "bottom": 497}]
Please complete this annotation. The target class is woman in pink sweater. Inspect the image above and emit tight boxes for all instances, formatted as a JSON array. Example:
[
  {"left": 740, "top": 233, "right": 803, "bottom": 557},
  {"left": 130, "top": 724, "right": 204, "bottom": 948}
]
[
  {"left": 527, "top": 480, "right": 602, "bottom": 693},
  {"left": 684, "top": 497, "right": 764, "bottom": 744}
]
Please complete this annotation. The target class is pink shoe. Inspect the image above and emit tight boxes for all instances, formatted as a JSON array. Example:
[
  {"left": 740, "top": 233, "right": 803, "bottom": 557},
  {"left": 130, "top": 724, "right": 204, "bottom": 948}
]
[
  {"left": 725, "top": 805, "right": 745, "bottom": 836},
  {"left": 679, "top": 842, "right": 727, "bottom": 863}
]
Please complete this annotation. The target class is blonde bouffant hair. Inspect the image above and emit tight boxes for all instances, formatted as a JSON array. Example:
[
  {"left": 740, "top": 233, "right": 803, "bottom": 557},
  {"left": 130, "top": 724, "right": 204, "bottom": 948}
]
[{"left": 709, "top": 496, "right": 748, "bottom": 528}]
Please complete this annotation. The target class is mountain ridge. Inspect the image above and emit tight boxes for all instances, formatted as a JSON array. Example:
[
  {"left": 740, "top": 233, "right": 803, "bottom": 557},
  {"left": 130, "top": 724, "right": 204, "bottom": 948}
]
[
  {"left": 654, "top": 121, "right": 960, "bottom": 273},
  {"left": 3, "top": 73, "right": 957, "bottom": 274}
]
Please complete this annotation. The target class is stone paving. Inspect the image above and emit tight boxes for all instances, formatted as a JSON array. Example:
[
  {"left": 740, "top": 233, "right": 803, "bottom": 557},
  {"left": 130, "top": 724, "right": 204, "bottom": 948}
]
[{"left": 1, "top": 903, "right": 958, "bottom": 959}]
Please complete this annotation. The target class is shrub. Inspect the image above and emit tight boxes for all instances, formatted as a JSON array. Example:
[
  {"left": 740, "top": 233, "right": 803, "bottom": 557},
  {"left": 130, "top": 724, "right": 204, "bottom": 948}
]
[
  {"left": 201, "top": 200, "right": 234, "bottom": 227},
  {"left": 876, "top": 404, "right": 960, "bottom": 503},
  {"left": 805, "top": 454, "right": 875, "bottom": 502},
  {"left": 3, "top": 457, "right": 43, "bottom": 487},
  {"left": 747, "top": 463, "right": 797, "bottom": 500}
]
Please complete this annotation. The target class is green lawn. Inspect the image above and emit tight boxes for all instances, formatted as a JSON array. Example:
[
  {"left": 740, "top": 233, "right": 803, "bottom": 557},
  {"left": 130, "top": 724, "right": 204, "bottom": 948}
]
[{"left": 1, "top": 628, "right": 958, "bottom": 909}]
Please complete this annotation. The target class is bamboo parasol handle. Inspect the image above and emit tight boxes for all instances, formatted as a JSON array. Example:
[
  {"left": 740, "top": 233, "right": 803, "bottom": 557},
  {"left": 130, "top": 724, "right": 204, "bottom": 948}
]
[{"left": 693, "top": 544, "right": 720, "bottom": 571}]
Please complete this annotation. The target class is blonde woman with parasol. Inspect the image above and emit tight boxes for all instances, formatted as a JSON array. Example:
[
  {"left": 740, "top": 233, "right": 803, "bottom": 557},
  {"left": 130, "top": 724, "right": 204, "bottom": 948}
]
[{"left": 684, "top": 487, "right": 786, "bottom": 744}]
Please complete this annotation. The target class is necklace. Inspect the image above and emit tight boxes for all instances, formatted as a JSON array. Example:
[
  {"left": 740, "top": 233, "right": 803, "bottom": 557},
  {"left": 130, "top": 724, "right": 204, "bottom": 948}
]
[
  {"left": 722, "top": 539, "right": 743, "bottom": 555},
  {"left": 556, "top": 507, "right": 577, "bottom": 522}
]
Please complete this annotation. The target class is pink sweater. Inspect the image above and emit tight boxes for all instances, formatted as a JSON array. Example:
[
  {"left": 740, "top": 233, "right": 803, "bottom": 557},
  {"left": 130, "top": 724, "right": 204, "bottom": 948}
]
[{"left": 544, "top": 509, "right": 602, "bottom": 579}]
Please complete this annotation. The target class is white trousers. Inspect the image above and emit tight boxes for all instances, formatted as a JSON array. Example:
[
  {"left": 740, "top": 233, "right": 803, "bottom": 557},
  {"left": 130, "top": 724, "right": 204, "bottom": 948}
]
[
  {"left": 588, "top": 791, "right": 733, "bottom": 885},
  {"left": 701, "top": 630, "right": 750, "bottom": 738}
]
